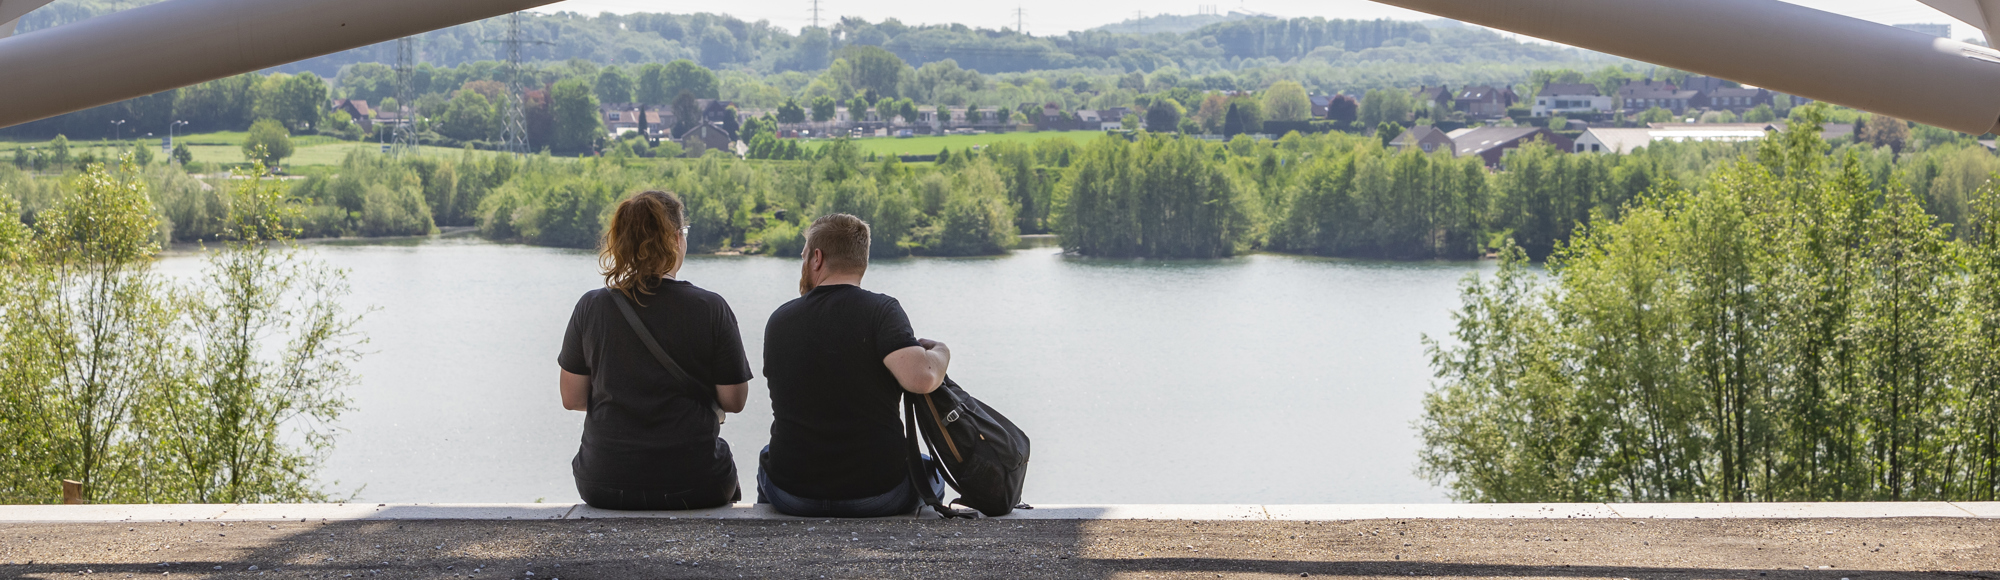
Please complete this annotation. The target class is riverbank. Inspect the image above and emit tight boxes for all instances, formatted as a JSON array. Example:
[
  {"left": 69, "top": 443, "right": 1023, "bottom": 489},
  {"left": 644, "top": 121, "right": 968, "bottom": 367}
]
[{"left": 2, "top": 503, "right": 1994, "bottom": 579}]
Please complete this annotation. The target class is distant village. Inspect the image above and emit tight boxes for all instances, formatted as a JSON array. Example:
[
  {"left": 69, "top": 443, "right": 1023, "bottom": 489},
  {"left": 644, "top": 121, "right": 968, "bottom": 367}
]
[{"left": 325, "top": 73, "right": 1859, "bottom": 167}]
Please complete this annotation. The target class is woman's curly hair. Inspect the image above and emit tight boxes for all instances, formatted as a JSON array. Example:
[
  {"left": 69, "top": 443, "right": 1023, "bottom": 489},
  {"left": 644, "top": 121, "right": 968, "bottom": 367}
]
[{"left": 600, "top": 190, "right": 686, "bottom": 304}]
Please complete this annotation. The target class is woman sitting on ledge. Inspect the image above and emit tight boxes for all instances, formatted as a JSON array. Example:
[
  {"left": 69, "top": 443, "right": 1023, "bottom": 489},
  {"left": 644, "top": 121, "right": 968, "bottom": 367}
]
[{"left": 556, "top": 190, "right": 751, "bottom": 510}]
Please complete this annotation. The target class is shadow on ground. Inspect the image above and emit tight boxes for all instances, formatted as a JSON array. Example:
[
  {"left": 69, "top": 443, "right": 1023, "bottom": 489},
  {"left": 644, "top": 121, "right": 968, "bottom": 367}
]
[{"left": 2, "top": 509, "right": 1997, "bottom": 579}]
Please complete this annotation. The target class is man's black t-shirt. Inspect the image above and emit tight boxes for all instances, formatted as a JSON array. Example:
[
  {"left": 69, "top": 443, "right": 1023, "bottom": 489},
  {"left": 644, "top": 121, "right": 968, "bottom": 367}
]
[
  {"left": 558, "top": 279, "right": 753, "bottom": 490},
  {"left": 763, "top": 284, "right": 923, "bottom": 500}
]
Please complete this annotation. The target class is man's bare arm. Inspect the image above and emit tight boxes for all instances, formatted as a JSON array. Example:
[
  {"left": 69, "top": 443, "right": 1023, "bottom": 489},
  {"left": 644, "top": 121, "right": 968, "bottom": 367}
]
[{"left": 884, "top": 339, "right": 951, "bottom": 394}]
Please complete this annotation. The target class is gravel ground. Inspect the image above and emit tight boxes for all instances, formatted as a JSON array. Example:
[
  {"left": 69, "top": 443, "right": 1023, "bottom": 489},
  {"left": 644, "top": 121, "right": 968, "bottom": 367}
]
[{"left": 1, "top": 517, "right": 1995, "bottom": 579}]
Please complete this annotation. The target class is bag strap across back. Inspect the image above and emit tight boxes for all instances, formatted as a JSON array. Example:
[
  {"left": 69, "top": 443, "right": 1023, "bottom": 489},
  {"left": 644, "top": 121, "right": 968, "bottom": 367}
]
[{"left": 609, "top": 289, "right": 723, "bottom": 422}]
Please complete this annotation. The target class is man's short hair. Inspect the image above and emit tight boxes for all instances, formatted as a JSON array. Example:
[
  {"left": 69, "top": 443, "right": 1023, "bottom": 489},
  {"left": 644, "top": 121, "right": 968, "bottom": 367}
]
[{"left": 806, "top": 213, "right": 870, "bottom": 273}]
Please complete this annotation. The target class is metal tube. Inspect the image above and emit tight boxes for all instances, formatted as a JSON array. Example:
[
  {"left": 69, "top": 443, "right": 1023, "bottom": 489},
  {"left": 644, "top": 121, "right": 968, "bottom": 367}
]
[
  {"left": 0, "top": 0, "right": 561, "bottom": 129},
  {"left": 1369, "top": 0, "right": 2000, "bottom": 134}
]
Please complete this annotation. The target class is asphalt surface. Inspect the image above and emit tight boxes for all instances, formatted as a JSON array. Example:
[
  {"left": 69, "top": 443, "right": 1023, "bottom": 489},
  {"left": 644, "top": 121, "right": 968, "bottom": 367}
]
[{"left": 2, "top": 517, "right": 1995, "bottom": 579}]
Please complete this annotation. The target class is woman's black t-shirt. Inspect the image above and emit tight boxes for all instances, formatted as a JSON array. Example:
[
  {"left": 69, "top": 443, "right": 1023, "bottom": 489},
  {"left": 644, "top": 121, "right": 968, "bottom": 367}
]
[{"left": 558, "top": 279, "right": 753, "bottom": 490}]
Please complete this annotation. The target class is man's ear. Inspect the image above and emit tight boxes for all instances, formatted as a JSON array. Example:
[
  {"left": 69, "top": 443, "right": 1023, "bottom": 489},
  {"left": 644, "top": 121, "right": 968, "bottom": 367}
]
[{"left": 808, "top": 248, "right": 823, "bottom": 270}]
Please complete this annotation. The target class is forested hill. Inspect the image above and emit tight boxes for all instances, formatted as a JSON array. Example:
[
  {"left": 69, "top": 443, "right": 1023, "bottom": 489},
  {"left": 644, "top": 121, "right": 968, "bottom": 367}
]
[
  {"left": 21, "top": 1, "right": 1618, "bottom": 79},
  {"left": 1086, "top": 11, "right": 1268, "bottom": 35}
]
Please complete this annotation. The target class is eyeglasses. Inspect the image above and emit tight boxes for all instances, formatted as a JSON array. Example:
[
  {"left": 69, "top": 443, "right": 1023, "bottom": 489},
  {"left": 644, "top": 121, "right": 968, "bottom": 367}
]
[{"left": 681, "top": 224, "right": 692, "bottom": 235}]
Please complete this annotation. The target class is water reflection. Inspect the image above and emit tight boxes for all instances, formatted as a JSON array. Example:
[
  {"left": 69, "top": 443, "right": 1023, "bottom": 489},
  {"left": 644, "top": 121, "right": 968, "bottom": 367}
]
[{"left": 157, "top": 239, "right": 1495, "bottom": 505}]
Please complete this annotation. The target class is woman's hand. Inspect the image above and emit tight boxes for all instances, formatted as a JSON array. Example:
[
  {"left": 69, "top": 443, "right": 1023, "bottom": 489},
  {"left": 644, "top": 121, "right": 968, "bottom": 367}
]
[
  {"left": 560, "top": 369, "right": 590, "bottom": 411},
  {"left": 715, "top": 382, "right": 749, "bottom": 414}
]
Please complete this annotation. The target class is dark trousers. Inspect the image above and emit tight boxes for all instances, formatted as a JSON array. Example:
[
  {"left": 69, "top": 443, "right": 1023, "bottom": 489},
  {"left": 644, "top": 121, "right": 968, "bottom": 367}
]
[
  {"left": 755, "top": 445, "right": 945, "bottom": 518},
  {"left": 577, "top": 468, "right": 741, "bottom": 511}
]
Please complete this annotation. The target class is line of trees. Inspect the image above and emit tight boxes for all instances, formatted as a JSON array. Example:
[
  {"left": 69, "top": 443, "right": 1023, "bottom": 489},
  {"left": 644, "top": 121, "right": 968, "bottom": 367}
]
[
  {"left": 11, "top": 103, "right": 1992, "bottom": 266},
  {"left": 0, "top": 158, "right": 361, "bottom": 504},
  {"left": 1418, "top": 109, "right": 2000, "bottom": 503}
]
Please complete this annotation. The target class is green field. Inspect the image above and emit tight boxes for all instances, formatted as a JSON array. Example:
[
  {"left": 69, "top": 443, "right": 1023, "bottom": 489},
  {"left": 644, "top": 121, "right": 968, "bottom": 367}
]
[
  {"left": 809, "top": 131, "right": 1109, "bottom": 157},
  {"left": 3, "top": 132, "right": 516, "bottom": 168},
  {"left": 0, "top": 131, "right": 344, "bottom": 151},
  {"left": 184, "top": 143, "right": 503, "bottom": 166}
]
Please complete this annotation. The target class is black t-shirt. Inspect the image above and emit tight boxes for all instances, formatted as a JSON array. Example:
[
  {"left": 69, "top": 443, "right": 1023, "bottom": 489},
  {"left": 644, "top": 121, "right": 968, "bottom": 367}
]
[
  {"left": 763, "top": 284, "right": 923, "bottom": 500},
  {"left": 558, "top": 279, "right": 753, "bottom": 489}
]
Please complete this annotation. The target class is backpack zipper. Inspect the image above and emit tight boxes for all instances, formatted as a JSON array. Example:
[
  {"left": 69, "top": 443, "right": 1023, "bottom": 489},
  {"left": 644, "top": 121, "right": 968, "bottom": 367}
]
[{"left": 923, "top": 393, "right": 964, "bottom": 462}]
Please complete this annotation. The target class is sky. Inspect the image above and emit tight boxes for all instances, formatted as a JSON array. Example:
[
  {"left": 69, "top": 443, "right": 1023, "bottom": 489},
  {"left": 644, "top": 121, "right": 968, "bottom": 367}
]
[{"left": 529, "top": 0, "right": 1975, "bottom": 41}]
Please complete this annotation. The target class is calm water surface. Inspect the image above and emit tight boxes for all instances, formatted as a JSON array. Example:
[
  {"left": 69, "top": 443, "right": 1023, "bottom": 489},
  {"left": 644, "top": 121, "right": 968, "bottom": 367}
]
[{"left": 158, "top": 237, "right": 1494, "bottom": 505}]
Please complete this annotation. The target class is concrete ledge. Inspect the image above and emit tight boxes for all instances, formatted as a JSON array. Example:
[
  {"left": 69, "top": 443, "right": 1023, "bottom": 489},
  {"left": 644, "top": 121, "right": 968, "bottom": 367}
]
[
  {"left": 2, "top": 502, "right": 1995, "bottom": 523},
  {"left": 1265, "top": 503, "right": 1620, "bottom": 520},
  {"left": 1606, "top": 502, "right": 1977, "bottom": 519}
]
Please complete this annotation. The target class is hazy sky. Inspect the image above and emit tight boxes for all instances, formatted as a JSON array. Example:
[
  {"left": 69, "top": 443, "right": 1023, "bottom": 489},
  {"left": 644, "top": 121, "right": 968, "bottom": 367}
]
[{"left": 530, "top": 0, "right": 1975, "bottom": 41}]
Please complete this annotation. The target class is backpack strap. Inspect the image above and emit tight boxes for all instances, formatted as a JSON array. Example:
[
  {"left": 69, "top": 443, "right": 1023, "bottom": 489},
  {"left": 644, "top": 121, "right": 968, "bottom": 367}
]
[
  {"left": 905, "top": 393, "right": 977, "bottom": 519},
  {"left": 609, "top": 289, "right": 723, "bottom": 423}
]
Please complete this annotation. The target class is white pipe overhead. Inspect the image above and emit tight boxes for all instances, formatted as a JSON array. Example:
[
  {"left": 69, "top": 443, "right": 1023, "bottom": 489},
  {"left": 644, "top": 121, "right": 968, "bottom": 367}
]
[
  {"left": 0, "top": 0, "right": 561, "bottom": 129},
  {"left": 1915, "top": 0, "right": 2000, "bottom": 43},
  {"left": 1368, "top": 0, "right": 2000, "bottom": 135}
]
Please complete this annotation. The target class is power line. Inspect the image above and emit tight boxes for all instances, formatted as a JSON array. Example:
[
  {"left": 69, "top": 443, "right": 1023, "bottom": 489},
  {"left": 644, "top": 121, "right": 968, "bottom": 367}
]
[
  {"left": 393, "top": 36, "right": 420, "bottom": 156},
  {"left": 1015, "top": 6, "right": 1026, "bottom": 36},
  {"left": 484, "top": 13, "right": 554, "bottom": 156},
  {"left": 810, "top": 0, "right": 822, "bottom": 30}
]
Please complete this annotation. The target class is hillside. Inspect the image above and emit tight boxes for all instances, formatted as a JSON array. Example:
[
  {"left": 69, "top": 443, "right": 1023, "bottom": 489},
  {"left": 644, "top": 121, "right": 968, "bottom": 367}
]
[
  {"left": 1087, "top": 11, "right": 1271, "bottom": 35},
  {"left": 17, "top": 1, "right": 1622, "bottom": 81}
]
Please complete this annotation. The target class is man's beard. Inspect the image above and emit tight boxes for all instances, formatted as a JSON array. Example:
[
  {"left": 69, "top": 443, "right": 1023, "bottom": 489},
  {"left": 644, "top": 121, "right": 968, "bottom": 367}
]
[{"left": 798, "top": 256, "right": 814, "bottom": 296}]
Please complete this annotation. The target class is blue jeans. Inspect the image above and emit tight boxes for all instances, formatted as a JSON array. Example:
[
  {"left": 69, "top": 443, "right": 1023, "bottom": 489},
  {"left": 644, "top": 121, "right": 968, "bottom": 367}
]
[{"left": 756, "top": 445, "right": 945, "bottom": 518}]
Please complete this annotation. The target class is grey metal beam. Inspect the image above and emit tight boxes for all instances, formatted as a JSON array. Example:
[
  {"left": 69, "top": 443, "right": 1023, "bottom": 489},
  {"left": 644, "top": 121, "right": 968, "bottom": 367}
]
[
  {"left": 0, "top": 0, "right": 561, "bottom": 129},
  {"left": 1369, "top": 0, "right": 2000, "bottom": 134},
  {"left": 0, "top": 0, "right": 60, "bottom": 39}
]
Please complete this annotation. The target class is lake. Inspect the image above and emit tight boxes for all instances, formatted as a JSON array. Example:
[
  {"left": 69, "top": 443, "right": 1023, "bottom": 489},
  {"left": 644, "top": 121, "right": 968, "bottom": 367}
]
[{"left": 157, "top": 237, "right": 1496, "bottom": 505}]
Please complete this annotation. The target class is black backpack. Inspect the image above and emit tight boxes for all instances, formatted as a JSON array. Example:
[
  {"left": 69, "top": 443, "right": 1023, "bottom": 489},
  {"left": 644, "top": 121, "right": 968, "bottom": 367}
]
[{"left": 903, "top": 377, "right": 1031, "bottom": 518}]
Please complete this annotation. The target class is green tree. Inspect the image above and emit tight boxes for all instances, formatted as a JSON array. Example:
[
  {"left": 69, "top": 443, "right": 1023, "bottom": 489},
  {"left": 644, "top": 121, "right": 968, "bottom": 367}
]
[
  {"left": 1358, "top": 89, "right": 1413, "bottom": 128},
  {"left": 849, "top": 96, "right": 874, "bottom": 122},
  {"left": 1419, "top": 113, "right": 2000, "bottom": 503},
  {"left": 438, "top": 90, "right": 497, "bottom": 142},
  {"left": 1376, "top": 121, "right": 1408, "bottom": 148},
  {"left": 671, "top": 92, "right": 704, "bottom": 138},
  {"left": 839, "top": 45, "right": 908, "bottom": 99},
  {"left": 1636, "top": 106, "right": 1676, "bottom": 124},
  {"left": 874, "top": 97, "right": 898, "bottom": 125},
  {"left": 1146, "top": 99, "right": 1183, "bottom": 132},
  {"left": 1263, "top": 80, "right": 1312, "bottom": 122},
  {"left": 170, "top": 143, "right": 192, "bottom": 166},
  {"left": 1060, "top": 134, "right": 1253, "bottom": 258},
  {"left": 777, "top": 98, "right": 807, "bottom": 124},
  {"left": 550, "top": 79, "right": 603, "bottom": 154},
  {"left": 260, "top": 73, "right": 328, "bottom": 131},
  {"left": 1744, "top": 103, "right": 1777, "bottom": 123},
  {"left": 242, "top": 119, "right": 294, "bottom": 169},
  {"left": 810, "top": 95, "right": 838, "bottom": 123},
  {"left": 661, "top": 59, "right": 720, "bottom": 100},
  {"left": 157, "top": 165, "right": 361, "bottom": 503},
  {"left": 594, "top": 68, "right": 635, "bottom": 104},
  {"left": 1860, "top": 114, "right": 1912, "bottom": 154}
]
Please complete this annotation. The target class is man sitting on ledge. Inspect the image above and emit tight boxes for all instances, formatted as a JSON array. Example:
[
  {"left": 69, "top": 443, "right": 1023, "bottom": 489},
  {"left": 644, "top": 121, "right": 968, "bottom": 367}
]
[{"left": 758, "top": 213, "right": 951, "bottom": 517}]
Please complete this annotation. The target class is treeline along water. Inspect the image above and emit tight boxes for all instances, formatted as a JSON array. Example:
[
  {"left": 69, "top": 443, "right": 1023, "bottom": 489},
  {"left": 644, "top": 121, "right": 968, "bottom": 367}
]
[{"left": 14, "top": 101, "right": 1998, "bottom": 265}]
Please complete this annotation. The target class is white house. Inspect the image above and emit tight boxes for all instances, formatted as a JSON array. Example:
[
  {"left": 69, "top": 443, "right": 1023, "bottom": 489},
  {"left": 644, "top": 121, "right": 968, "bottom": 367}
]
[
  {"left": 1572, "top": 128, "right": 1657, "bottom": 154},
  {"left": 1532, "top": 83, "right": 1612, "bottom": 117},
  {"left": 1574, "top": 124, "right": 1773, "bottom": 154}
]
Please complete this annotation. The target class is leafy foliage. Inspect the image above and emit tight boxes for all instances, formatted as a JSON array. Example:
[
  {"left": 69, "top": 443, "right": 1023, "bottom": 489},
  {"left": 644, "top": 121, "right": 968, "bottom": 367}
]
[
  {"left": 1419, "top": 109, "right": 2000, "bottom": 502},
  {"left": 0, "top": 157, "right": 360, "bottom": 504}
]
